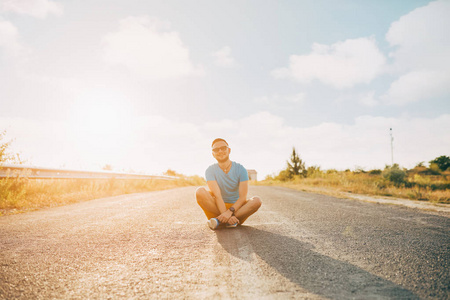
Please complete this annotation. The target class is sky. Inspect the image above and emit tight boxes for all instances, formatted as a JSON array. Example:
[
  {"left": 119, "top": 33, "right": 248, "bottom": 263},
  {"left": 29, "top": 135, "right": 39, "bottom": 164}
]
[{"left": 0, "top": 0, "right": 449, "bottom": 179}]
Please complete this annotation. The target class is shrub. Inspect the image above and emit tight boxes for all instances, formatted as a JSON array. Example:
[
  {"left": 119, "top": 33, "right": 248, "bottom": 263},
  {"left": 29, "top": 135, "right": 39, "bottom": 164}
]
[
  {"left": 374, "top": 179, "right": 388, "bottom": 189},
  {"left": 275, "top": 168, "right": 293, "bottom": 182},
  {"left": 412, "top": 167, "right": 441, "bottom": 176},
  {"left": 383, "top": 165, "right": 406, "bottom": 185},
  {"left": 353, "top": 166, "right": 366, "bottom": 174},
  {"left": 369, "top": 169, "right": 382, "bottom": 175},
  {"left": 307, "top": 166, "right": 323, "bottom": 178},
  {"left": 0, "top": 130, "right": 24, "bottom": 165},
  {"left": 429, "top": 163, "right": 442, "bottom": 174}
]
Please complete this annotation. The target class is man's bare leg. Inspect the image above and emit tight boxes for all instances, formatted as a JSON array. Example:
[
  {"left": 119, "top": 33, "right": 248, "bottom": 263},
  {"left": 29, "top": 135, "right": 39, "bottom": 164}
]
[
  {"left": 196, "top": 187, "right": 262, "bottom": 224},
  {"left": 195, "top": 187, "right": 220, "bottom": 216},
  {"left": 235, "top": 196, "right": 262, "bottom": 223}
]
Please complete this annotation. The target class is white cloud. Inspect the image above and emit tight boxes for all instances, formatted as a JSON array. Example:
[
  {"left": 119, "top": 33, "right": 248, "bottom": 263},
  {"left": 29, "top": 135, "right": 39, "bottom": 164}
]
[
  {"left": 287, "top": 93, "right": 306, "bottom": 104},
  {"left": 102, "top": 16, "right": 203, "bottom": 80},
  {"left": 167, "top": 112, "right": 448, "bottom": 177},
  {"left": 382, "top": 0, "right": 450, "bottom": 105},
  {"left": 272, "top": 37, "right": 386, "bottom": 89},
  {"left": 212, "top": 46, "right": 238, "bottom": 68},
  {"left": 0, "top": 0, "right": 63, "bottom": 18},
  {"left": 386, "top": 0, "right": 450, "bottom": 72},
  {"left": 203, "top": 112, "right": 450, "bottom": 177},
  {"left": 381, "top": 71, "right": 450, "bottom": 105},
  {"left": 360, "top": 91, "right": 378, "bottom": 107},
  {"left": 2, "top": 112, "right": 449, "bottom": 179},
  {"left": 254, "top": 93, "right": 306, "bottom": 105},
  {"left": 0, "top": 117, "right": 73, "bottom": 168},
  {"left": 0, "top": 18, "right": 26, "bottom": 58}
]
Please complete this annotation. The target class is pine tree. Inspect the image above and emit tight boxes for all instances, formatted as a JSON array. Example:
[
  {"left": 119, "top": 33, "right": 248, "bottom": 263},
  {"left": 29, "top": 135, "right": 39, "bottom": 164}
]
[{"left": 287, "top": 147, "right": 306, "bottom": 177}]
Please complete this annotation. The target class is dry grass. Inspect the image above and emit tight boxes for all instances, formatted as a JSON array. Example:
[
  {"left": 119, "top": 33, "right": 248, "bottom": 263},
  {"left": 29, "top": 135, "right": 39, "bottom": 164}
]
[
  {"left": 0, "top": 175, "right": 205, "bottom": 216},
  {"left": 258, "top": 171, "right": 450, "bottom": 204}
]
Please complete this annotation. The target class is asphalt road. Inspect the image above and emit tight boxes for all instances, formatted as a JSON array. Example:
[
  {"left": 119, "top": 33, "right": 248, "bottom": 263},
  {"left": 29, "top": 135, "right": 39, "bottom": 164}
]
[{"left": 0, "top": 186, "right": 449, "bottom": 299}]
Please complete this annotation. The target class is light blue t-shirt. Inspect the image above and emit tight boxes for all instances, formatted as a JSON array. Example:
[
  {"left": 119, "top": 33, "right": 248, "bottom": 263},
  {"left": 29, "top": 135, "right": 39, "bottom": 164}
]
[{"left": 205, "top": 161, "right": 249, "bottom": 203}]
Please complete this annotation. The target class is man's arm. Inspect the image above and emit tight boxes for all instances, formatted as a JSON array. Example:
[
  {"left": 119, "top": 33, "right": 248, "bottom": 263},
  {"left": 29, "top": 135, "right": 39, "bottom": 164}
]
[
  {"left": 231, "top": 180, "right": 248, "bottom": 212},
  {"left": 206, "top": 180, "right": 227, "bottom": 214},
  {"left": 219, "top": 181, "right": 248, "bottom": 225},
  {"left": 207, "top": 180, "right": 241, "bottom": 224}
]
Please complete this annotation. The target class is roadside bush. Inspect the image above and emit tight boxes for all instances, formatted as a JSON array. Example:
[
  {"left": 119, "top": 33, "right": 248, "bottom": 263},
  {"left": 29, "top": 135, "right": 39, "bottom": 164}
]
[
  {"left": 306, "top": 166, "right": 323, "bottom": 178},
  {"left": 374, "top": 178, "right": 388, "bottom": 189},
  {"left": 383, "top": 165, "right": 406, "bottom": 185},
  {"left": 411, "top": 167, "right": 441, "bottom": 176},
  {"left": 369, "top": 169, "right": 382, "bottom": 175},
  {"left": 353, "top": 166, "right": 366, "bottom": 174},
  {"left": 0, "top": 130, "right": 24, "bottom": 165},
  {"left": 275, "top": 168, "right": 293, "bottom": 182},
  {"left": 429, "top": 163, "right": 442, "bottom": 174}
]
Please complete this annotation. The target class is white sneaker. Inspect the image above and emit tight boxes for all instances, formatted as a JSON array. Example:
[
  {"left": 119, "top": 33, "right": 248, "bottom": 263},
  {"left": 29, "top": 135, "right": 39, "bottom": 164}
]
[
  {"left": 207, "top": 218, "right": 220, "bottom": 230},
  {"left": 226, "top": 222, "right": 238, "bottom": 228}
]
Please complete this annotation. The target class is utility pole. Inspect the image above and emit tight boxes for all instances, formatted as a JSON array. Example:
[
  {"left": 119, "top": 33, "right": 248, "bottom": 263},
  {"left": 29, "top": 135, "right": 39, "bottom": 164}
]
[{"left": 390, "top": 128, "right": 394, "bottom": 166}]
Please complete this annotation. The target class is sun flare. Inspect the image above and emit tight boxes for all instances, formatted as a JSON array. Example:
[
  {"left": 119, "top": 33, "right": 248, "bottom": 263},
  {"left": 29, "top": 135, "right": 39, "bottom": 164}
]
[
  {"left": 70, "top": 90, "right": 132, "bottom": 131},
  {"left": 68, "top": 89, "right": 135, "bottom": 158}
]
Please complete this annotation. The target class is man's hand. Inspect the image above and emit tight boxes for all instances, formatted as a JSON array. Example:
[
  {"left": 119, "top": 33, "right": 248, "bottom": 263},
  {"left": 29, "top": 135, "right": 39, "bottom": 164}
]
[
  {"left": 217, "top": 210, "right": 239, "bottom": 225},
  {"left": 217, "top": 210, "right": 232, "bottom": 223},
  {"left": 227, "top": 216, "right": 239, "bottom": 225}
]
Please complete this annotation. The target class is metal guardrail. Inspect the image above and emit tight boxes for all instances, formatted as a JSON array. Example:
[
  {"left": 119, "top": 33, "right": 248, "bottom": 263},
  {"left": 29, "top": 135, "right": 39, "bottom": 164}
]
[{"left": 0, "top": 164, "right": 177, "bottom": 180}]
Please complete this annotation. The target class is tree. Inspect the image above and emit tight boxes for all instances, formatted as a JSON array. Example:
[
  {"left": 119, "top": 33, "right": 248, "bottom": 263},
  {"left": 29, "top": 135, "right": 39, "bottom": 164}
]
[
  {"left": 0, "top": 130, "right": 11, "bottom": 164},
  {"left": 286, "top": 147, "right": 306, "bottom": 178},
  {"left": 164, "top": 169, "right": 182, "bottom": 177},
  {"left": 429, "top": 155, "right": 450, "bottom": 172},
  {"left": 0, "top": 130, "right": 23, "bottom": 165},
  {"left": 102, "top": 164, "right": 113, "bottom": 171}
]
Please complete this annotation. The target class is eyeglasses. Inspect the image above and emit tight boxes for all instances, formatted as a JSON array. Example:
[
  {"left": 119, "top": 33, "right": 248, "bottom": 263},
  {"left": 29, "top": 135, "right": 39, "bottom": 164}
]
[{"left": 212, "top": 146, "right": 229, "bottom": 153}]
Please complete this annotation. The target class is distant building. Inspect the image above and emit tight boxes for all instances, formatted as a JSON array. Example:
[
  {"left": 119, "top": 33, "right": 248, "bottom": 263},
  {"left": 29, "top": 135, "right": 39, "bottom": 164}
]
[{"left": 247, "top": 169, "right": 257, "bottom": 181}]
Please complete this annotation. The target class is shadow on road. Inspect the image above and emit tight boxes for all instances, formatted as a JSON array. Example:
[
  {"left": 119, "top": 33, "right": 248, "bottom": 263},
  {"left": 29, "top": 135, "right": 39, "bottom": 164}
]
[{"left": 216, "top": 227, "right": 419, "bottom": 299}]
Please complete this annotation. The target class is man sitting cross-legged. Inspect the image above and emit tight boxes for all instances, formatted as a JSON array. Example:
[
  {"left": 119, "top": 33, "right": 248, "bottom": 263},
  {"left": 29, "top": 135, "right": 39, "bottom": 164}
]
[{"left": 196, "top": 138, "right": 262, "bottom": 229}]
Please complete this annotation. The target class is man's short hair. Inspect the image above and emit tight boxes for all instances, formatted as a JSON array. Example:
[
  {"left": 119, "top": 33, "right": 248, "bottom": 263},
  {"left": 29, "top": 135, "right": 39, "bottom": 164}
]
[{"left": 211, "top": 138, "right": 229, "bottom": 148}]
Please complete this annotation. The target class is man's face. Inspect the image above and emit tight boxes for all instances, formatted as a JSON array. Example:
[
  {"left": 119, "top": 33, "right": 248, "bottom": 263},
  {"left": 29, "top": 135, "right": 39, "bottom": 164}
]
[{"left": 212, "top": 141, "right": 230, "bottom": 163}]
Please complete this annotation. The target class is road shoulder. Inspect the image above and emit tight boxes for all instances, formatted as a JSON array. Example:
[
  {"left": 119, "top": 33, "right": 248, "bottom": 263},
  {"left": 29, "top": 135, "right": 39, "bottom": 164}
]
[{"left": 258, "top": 184, "right": 450, "bottom": 215}]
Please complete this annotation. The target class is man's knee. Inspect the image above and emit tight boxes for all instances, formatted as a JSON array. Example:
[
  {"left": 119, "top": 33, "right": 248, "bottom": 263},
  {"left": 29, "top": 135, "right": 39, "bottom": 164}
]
[
  {"left": 195, "top": 187, "right": 207, "bottom": 195},
  {"left": 250, "top": 196, "right": 262, "bottom": 210},
  {"left": 195, "top": 187, "right": 208, "bottom": 204}
]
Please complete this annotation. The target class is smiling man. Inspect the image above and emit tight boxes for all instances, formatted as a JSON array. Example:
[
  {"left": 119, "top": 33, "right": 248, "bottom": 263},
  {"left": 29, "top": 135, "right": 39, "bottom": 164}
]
[{"left": 196, "top": 138, "right": 262, "bottom": 230}]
